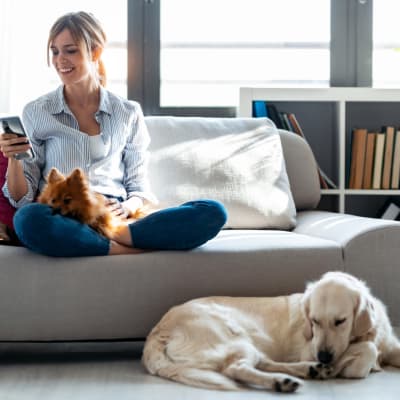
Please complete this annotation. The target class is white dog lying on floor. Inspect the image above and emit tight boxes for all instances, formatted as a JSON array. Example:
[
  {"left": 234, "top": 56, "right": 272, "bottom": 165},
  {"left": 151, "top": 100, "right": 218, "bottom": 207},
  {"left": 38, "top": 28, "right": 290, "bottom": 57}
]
[{"left": 142, "top": 271, "right": 400, "bottom": 393}]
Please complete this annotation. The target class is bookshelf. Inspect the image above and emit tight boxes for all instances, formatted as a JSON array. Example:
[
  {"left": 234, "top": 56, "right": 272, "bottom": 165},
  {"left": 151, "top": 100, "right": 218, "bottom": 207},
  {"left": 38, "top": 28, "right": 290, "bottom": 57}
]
[{"left": 238, "top": 87, "right": 400, "bottom": 216}]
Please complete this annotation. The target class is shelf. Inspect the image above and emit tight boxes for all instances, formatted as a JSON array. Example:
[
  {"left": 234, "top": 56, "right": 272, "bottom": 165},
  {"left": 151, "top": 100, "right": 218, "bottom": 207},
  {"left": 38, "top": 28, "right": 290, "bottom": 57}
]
[
  {"left": 322, "top": 189, "right": 400, "bottom": 195},
  {"left": 321, "top": 189, "right": 341, "bottom": 195},
  {"left": 239, "top": 87, "right": 400, "bottom": 216},
  {"left": 345, "top": 190, "right": 400, "bottom": 195}
]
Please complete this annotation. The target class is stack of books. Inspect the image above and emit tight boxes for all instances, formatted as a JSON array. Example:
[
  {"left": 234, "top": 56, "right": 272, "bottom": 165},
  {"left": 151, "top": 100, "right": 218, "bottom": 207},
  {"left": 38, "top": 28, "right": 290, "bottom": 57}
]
[
  {"left": 348, "top": 126, "right": 400, "bottom": 190},
  {"left": 252, "top": 100, "right": 337, "bottom": 189}
]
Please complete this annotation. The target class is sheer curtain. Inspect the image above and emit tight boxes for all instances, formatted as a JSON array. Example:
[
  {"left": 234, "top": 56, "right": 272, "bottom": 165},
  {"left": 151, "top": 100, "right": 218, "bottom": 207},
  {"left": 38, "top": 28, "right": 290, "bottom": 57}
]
[
  {"left": 0, "top": 0, "right": 15, "bottom": 113},
  {"left": 0, "top": 1, "right": 127, "bottom": 114},
  {"left": 0, "top": 1, "right": 56, "bottom": 114},
  {"left": 373, "top": 0, "right": 400, "bottom": 87}
]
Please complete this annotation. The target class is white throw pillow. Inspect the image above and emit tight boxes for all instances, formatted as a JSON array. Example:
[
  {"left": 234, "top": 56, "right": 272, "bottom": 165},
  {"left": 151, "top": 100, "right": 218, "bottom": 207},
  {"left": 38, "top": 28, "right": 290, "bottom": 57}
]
[{"left": 145, "top": 116, "right": 296, "bottom": 230}]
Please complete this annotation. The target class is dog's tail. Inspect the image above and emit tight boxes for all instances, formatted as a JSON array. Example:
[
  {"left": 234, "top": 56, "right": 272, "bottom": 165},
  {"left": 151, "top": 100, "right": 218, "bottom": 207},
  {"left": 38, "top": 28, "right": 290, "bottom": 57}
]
[
  {"left": 142, "top": 331, "right": 241, "bottom": 391},
  {"left": 167, "top": 367, "right": 241, "bottom": 391}
]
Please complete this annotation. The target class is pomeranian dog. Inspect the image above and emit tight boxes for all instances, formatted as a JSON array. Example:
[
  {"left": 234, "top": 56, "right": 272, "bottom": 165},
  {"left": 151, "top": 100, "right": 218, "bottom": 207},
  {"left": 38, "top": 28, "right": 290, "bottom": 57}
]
[{"left": 38, "top": 168, "right": 144, "bottom": 239}]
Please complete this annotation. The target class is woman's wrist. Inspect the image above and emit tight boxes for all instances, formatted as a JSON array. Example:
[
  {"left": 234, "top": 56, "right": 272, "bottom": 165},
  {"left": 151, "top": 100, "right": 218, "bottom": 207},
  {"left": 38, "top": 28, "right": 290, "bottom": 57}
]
[
  {"left": 7, "top": 156, "right": 22, "bottom": 168},
  {"left": 122, "top": 196, "right": 144, "bottom": 214},
  {"left": 6, "top": 157, "right": 28, "bottom": 201}
]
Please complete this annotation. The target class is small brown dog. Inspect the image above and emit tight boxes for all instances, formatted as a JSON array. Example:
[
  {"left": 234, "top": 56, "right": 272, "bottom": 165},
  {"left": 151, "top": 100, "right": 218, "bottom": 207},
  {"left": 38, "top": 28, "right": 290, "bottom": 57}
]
[{"left": 38, "top": 168, "right": 143, "bottom": 239}]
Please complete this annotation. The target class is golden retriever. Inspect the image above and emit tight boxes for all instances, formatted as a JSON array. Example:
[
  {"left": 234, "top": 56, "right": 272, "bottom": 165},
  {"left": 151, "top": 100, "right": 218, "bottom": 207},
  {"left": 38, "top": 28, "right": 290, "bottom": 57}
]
[{"left": 142, "top": 271, "right": 400, "bottom": 393}]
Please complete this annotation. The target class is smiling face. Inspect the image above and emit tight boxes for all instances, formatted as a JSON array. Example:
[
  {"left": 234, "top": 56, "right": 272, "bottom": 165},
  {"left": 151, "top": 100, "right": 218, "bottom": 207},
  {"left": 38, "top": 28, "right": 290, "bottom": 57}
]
[{"left": 50, "top": 28, "right": 94, "bottom": 86}]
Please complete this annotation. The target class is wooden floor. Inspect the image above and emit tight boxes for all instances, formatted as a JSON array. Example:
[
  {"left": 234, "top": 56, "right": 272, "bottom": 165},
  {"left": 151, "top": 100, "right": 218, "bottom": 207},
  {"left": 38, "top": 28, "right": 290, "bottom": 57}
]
[{"left": 0, "top": 337, "right": 399, "bottom": 400}]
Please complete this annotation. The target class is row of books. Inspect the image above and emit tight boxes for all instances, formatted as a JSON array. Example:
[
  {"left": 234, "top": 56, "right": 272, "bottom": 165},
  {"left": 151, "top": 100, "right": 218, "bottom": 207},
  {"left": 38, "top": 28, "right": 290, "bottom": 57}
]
[
  {"left": 348, "top": 126, "right": 400, "bottom": 190},
  {"left": 252, "top": 100, "right": 337, "bottom": 189}
]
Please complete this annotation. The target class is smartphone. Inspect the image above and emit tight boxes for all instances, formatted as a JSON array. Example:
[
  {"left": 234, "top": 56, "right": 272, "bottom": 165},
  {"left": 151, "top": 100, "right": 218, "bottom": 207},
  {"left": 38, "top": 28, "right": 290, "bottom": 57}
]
[{"left": 0, "top": 116, "right": 33, "bottom": 160}]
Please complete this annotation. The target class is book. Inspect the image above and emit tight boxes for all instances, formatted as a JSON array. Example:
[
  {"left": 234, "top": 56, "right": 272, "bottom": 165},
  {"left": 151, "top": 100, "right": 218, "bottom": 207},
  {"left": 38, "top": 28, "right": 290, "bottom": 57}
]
[
  {"left": 362, "top": 132, "right": 376, "bottom": 189},
  {"left": 266, "top": 104, "right": 285, "bottom": 129},
  {"left": 372, "top": 133, "right": 386, "bottom": 189},
  {"left": 287, "top": 113, "right": 305, "bottom": 139},
  {"left": 318, "top": 168, "right": 338, "bottom": 189},
  {"left": 287, "top": 112, "right": 336, "bottom": 189},
  {"left": 280, "top": 112, "right": 293, "bottom": 131},
  {"left": 380, "top": 201, "right": 400, "bottom": 220},
  {"left": 252, "top": 101, "right": 268, "bottom": 118},
  {"left": 381, "top": 126, "right": 395, "bottom": 190},
  {"left": 349, "top": 128, "right": 368, "bottom": 189},
  {"left": 391, "top": 130, "right": 400, "bottom": 189}
]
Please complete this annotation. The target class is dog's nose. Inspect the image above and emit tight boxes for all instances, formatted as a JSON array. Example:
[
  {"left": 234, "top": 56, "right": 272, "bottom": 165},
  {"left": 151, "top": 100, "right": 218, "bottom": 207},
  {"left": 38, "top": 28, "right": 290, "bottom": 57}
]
[
  {"left": 51, "top": 207, "right": 61, "bottom": 215},
  {"left": 317, "top": 350, "right": 333, "bottom": 364}
]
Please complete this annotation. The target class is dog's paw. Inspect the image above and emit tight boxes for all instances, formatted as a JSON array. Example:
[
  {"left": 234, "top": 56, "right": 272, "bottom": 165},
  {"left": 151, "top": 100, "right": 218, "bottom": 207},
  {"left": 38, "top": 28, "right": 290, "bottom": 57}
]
[
  {"left": 274, "top": 376, "right": 303, "bottom": 393},
  {"left": 308, "top": 363, "right": 333, "bottom": 380}
]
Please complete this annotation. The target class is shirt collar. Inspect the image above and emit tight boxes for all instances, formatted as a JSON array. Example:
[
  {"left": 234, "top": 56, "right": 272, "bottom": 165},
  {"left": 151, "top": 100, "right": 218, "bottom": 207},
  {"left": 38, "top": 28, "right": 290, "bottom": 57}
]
[
  {"left": 98, "top": 86, "right": 112, "bottom": 115},
  {"left": 50, "top": 85, "right": 112, "bottom": 116}
]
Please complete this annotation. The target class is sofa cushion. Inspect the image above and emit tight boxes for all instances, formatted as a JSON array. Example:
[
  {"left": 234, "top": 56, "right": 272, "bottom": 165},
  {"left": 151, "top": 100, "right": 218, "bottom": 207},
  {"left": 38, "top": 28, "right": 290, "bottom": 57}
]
[{"left": 145, "top": 116, "right": 297, "bottom": 230}]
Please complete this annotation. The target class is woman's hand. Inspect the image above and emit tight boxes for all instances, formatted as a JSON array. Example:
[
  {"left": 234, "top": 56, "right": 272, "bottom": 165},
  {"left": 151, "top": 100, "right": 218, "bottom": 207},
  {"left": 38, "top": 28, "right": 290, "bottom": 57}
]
[
  {"left": 105, "top": 196, "right": 144, "bottom": 219},
  {"left": 0, "top": 132, "right": 30, "bottom": 201},
  {"left": 106, "top": 198, "right": 131, "bottom": 219},
  {"left": 0, "top": 132, "right": 31, "bottom": 159}
]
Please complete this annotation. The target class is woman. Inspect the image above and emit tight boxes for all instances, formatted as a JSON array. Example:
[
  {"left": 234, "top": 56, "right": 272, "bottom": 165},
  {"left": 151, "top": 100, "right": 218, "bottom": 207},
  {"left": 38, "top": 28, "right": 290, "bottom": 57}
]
[{"left": 0, "top": 11, "right": 226, "bottom": 256}]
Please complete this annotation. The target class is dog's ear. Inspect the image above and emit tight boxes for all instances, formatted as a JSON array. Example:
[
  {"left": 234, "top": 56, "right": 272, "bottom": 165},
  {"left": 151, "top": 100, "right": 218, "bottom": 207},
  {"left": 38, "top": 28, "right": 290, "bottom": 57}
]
[
  {"left": 352, "top": 293, "right": 376, "bottom": 339},
  {"left": 301, "top": 289, "right": 313, "bottom": 341},
  {"left": 67, "top": 168, "right": 86, "bottom": 187},
  {"left": 47, "top": 168, "right": 64, "bottom": 183}
]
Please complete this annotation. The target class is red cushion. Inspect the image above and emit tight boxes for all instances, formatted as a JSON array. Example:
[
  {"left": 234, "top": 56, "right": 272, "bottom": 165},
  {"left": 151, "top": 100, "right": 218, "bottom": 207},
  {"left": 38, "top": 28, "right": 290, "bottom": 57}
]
[{"left": 0, "top": 153, "right": 16, "bottom": 229}]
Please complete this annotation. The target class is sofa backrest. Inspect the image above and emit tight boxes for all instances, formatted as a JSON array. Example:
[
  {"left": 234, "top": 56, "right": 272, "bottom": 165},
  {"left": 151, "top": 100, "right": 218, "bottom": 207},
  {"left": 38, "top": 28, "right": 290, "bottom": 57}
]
[{"left": 145, "top": 116, "right": 320, "bottom": 213}]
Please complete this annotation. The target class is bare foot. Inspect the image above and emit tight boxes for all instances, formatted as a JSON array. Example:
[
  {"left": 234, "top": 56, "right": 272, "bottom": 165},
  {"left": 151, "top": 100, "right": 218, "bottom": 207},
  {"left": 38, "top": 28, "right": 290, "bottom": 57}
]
[
  {"left": 108, "top": 240, "right": 149, "bottom": 255},
  {"left": 109, "top": 224, "right": 134, "bottom": 247},
  {"left": 0, "top": 223, "right": 10, "bottom": 242}
]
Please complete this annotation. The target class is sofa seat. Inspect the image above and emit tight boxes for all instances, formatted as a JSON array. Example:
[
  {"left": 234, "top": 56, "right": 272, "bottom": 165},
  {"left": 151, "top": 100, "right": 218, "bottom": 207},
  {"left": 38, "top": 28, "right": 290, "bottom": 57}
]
[{"left": 0, "top": 228, "right": 342, "bottom": 341}]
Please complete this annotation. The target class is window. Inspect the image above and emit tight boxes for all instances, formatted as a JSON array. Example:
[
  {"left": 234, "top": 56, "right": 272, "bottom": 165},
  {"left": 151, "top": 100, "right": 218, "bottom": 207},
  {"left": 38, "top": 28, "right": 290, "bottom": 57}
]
[
  {"left": 160, "top": 0, "right": 330, "bottom": 108},
  {"left": 0, "top": 0, "right": 126, "bottom": 113},
  {"left": 373, "top": 0, "right": 400, "bottom": 88},
  {"left": 1, "top": 1, "right": 386, "bottom": 117}
]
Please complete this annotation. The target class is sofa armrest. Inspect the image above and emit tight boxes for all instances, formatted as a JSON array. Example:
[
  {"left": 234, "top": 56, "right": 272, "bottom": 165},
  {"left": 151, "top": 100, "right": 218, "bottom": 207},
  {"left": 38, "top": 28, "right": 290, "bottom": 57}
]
[
  {"left": 294, "top": 210, "right": 400, "bottom": 325},
  {"left": 278, "top": 130, "right": 321, "bottom": 211},
  {"left": 294, "top": 210, "right": 400, "bottom": 247}
]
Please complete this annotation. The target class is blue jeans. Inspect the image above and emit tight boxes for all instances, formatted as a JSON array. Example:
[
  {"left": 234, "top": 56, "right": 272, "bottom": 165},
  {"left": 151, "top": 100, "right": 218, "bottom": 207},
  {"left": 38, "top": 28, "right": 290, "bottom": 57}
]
[{"left": 13, "top": 200, "right": 227, "bottom": 257}]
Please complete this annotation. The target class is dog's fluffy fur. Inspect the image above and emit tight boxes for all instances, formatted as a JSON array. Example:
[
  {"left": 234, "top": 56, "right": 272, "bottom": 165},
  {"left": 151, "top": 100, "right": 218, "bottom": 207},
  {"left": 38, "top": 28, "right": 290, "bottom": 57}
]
[
  {"left": 38, "top": 168, "right": 142, "bottom": 239},
  {"left": 142, "top": 271, "right": 400, "bottom": 393}
]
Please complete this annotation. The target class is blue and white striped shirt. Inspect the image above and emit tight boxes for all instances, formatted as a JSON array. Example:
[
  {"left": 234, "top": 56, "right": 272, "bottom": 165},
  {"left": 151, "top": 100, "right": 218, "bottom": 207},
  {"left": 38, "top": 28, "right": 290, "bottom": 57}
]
[{"left": 3, "top": 85, "right": 157, "bottom": 208}]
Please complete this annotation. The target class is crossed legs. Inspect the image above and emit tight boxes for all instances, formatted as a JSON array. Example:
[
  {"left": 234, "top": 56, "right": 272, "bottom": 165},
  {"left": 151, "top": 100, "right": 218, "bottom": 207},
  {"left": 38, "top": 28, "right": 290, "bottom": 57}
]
[{"left": 14, "top": 200, "right": 227, "bottom": 257}]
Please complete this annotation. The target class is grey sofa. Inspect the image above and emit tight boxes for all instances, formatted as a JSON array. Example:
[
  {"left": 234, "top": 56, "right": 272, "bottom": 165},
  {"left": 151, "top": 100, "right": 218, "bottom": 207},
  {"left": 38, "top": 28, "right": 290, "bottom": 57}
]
[{"left": 1, "top": 116, "right": 399, "bottom": 343}]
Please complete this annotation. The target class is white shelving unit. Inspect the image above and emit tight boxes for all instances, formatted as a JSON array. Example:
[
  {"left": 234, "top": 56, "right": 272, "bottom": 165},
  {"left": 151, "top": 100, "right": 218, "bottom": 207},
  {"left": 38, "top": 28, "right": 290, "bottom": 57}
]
[{"left": 238, "top": 87, "right": 400, "bottom": 214}]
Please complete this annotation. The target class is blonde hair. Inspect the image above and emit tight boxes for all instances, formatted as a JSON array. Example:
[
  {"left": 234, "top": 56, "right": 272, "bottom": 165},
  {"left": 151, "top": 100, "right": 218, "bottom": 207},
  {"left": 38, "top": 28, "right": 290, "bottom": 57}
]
[{"left": 47, "top": 11, "right": 107, "bottom": 86}]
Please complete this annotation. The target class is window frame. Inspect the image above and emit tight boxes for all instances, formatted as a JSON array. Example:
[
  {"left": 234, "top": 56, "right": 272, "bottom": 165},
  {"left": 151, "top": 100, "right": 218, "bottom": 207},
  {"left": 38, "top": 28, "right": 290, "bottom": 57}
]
[{"left": 128, "top": 0, "right": 373, "bottom": 116}]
